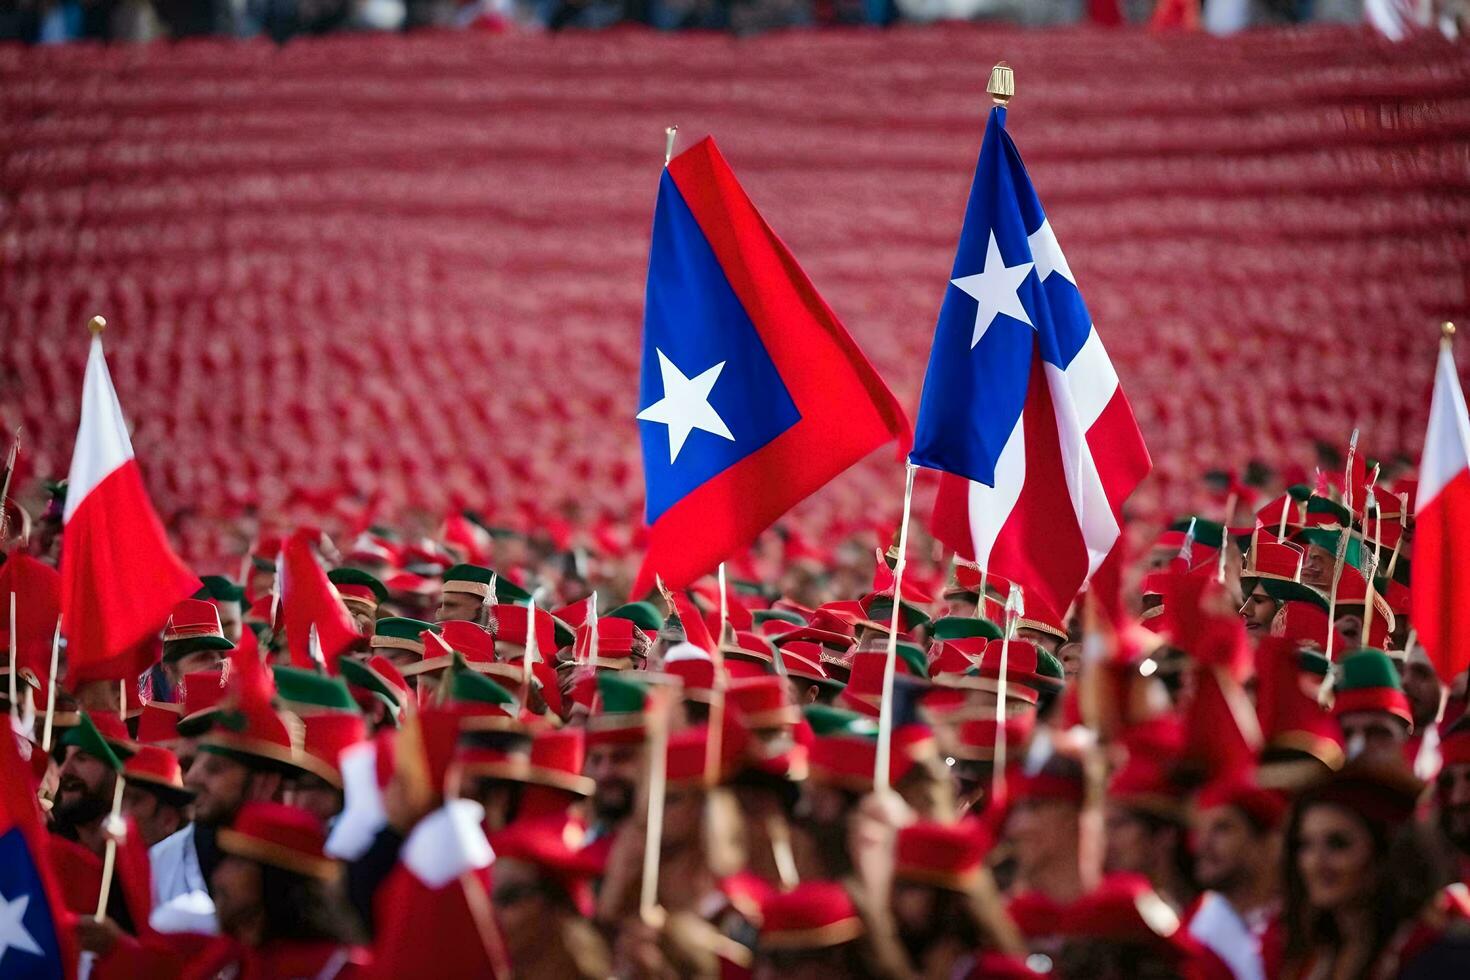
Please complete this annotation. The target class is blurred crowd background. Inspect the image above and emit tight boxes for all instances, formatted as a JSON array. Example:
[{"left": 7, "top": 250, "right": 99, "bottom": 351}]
[{"left": 3, "top": 0, "right": 1463, "bottom": 42}]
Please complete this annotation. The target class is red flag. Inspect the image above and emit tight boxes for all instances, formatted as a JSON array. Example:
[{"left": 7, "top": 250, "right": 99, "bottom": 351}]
[
  {"left": 280, "top": 529, "right": 361, "bottom": 673},
  {"left": 0, "top": 551, "right": 60, "bottom": 678},
  {"left": 1414, "top": 334, "right": 1470, "bottom": 684},
  {"left": 60, "top": 332, "right": 198, "bottom": 678}
]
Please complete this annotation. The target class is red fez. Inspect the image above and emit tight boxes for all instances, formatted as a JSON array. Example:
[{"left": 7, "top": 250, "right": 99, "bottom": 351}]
[
  {"left": 298, "top": 713, "right": 367, "bottom": 788},
  {"left": 758, "top": 880, "right": 863, "bottom": 950},
  {"left": 894, "top": 820, "right": 991, "bottom": 891},
  {"left": 217, "top": 802, "right": 337, "bottom": 880},
  {"left": 135, "top": 702, "right": 182, "bottom": 745},
  {"left": 526, "top": 729, "right": 594, "bottom": 796},
  {"left": 728, "top": 676, "right": 799, "bottom": 729},
  {"left": 491, "top": 604, "right": 560, "bottom": 657}
]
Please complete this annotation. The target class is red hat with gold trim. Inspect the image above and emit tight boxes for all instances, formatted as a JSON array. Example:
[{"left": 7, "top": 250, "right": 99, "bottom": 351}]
[
  {"left": 758, "top": 880, "right": 863, "bottom": 951},
  {"left": 401, "top": 621, "right": 495, "bottom": 678},
  {"left": 894, "top": 820, "right": 991, "bottom": 891},
  {"left": 1014, "top": 600, "right": 1068, "bottom": 646},
  {"left": 720, "top": 630, "right": 777, "bottom": 667},
  {"left": 664, "top": 654, "right": 721, "bottom": 703},
  {"left": 778, "top": 642, "right": 842, "bottom": 693},
  {"left": 524, "top": 728, "right": 594, "bottom": 796},
  {"left": 162, "top": 598, "right": 234, "bottom": 662},
  {"left": 217, "top": 802, "right": 338, "bottom": 880},
  {"left": 122, "top": 744, "right": 194, "bottom": 808}
]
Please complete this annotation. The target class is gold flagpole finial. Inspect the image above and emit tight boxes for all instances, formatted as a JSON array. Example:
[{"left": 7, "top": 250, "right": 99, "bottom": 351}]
[
  {"left": 87, "top": 315, "right": 107, "bottom": 335},
  {"left": 1442, "top": 321, "right": 1456, "bottom": 340},
  {"left": 987, "top": 62, "right": 1015, "bottom": 106},
  {"left": 664, "top": 125, "right": 679, "bottom": 167}
]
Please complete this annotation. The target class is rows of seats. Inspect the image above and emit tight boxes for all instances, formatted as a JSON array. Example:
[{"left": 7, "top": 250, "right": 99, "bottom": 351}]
[{"left": 2, "top": 25, "right": 1468, "bottom": 569}]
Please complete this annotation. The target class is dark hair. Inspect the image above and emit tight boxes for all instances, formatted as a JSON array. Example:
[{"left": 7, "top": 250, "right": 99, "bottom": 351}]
[
  {"left": 260, "top": 864, "right": 365, "bottom": 946},
  {"left": 1127, "top": 806, "right": 1197, "bottom": 905},
  {"left": 1280, "top": 800, "right": 1452, "bottom": 979}
]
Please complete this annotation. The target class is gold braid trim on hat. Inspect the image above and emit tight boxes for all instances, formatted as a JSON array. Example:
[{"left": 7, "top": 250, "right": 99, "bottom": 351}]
[{"left": 216, "top": 828, "right": 340, "bottom": 881}]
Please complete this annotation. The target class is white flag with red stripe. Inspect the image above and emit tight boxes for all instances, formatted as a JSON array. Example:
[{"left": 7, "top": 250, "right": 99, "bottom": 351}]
[
  {"left": 1413, "top": 335, "right": 1470, "bottom": 684},
  {"left": 61, "top": 333, "right": 198, "bottom": 675}
]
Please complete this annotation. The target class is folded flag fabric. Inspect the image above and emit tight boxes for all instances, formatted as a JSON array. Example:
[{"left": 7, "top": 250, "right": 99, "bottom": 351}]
[
  {"left": 633, "top": 136, "right": 909, "bottom": 595},
  {"left": 1414, "top": 331, "right": 1470, "bottom": 684},
  {"left": 0, "top": 730, "right": 76, "bottom": 979},
  {"left": 915, "top": 105, "right": 1150, "bottom": 620}
]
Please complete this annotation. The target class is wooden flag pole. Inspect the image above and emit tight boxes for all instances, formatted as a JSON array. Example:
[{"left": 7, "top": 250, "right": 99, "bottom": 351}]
[
  {"left": 8, "top": 592, "right": 16, "bottom": 716},
  {"left": 0, "top": 426, "right": 18, "bottom": 541},
  {"left": 1323, "top": 527, "right": 1352, "bottom": 665},
  {"left": 874, "top": 463, "right": 917, "bottom": 794},
  {"left": 94, "top": 774, "right": 126, "bottom": 921},
  {"left": 520, "top": 597, "right": 538, "bottom": 714},
  {"left": 717, "top": 562, "right": 729, "bottom": 647},
  {"left": 639, "top": 688, "right": 670, "bottom": 927},
  {"left": 991, "top": 585, "right": 1022, "bottom": 800},
  {"left": 42, "top": 616, "right": 61, "bottom": 752},
  {"left": 586, "top": 590, "right": 599, "bottom": 670},
  {"left": 1386, "top": 491, "right": 1409, "bottom": 580}
]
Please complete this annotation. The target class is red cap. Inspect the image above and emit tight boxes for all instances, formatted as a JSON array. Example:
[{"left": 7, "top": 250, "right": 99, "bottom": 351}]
[
  {"left": 758, "top": 880, "right": 863, "bottom": 950},
  {"left": 439, "top": 621, "right": 496, "bottom": 665},
  {"left": 728, "top": 676, "right": 799, "bottom": 729},
  {"left": 809, "top": 724, "right": 931, "bottom": 792},
  {"left": 721, "top": 630, "right": 776, "bottom": 665},
  {"left": 217, "top": 802, "right": 337, "bottom": 880},
  {"left": 1195, "top": 772, "right": 1288, "bottom": 831},
  {"left": 526, "top": 728, "right": 594, "bottom": 796},
  {"left": 1052, "top": 874, "right": 1196, "bottom": 962},
  {"left": 665, "top": 657, "right": 721, "bottom": 701},
  {"left": 778, "top": 643, "right": 832, "bottom": 685},
  {"left": 492, "top": 605, "right": 564, "bottom": 657},
  {"left": 894, "top": 820, "right": 991, "bottom": 891},
  {"left": 122, "top": 745, "right": 191, "bottom": 799},
  {"left": 135, "top": 702, "right": 182, "bottom": 745},
  {"left": 163, "top": 598, "right": 227, "bottom": 645},
  {"left": 298, "top": 713, "right": 367, "bottom": 788}
]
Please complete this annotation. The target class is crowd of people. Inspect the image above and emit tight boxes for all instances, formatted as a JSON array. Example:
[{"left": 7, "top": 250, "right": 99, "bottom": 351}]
[
  {"left": 3, "top": 455, "right": 1469, "bottom": 979},
  {"left": 0, "top": 0, "right": 1402, "bottom": 44}
]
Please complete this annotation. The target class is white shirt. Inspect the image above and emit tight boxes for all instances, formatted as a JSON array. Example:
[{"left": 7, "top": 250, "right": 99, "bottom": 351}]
[{"left": 148, "top": 823, "right": 218, "bottom": 934}]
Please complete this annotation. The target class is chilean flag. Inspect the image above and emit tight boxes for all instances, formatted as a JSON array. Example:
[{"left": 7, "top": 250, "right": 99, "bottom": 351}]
[
  {"left": 633, "top": 138, "right": 910, "bottom": 594},
  {"left": 0, "top": 731, "right": 76, "bottom": 979},
  {"left": 61, "top": 333, "right": 199, "bottom": 677},
  {"left": 1413, "top": 334, "right": 1470, "bottom": 684},
  {"left": 913, "top": 107, "right": 1150, "bottom": 620}
]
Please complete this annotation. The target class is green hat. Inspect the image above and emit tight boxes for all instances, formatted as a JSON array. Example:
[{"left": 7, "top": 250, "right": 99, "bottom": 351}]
[
  {"left": 1035, "top": 649, "right": 1066, "bottom": 692},
  {"left": 864, "top": 595, "right": 932, "bottom": 633},
  {"left": 930, "top": 616, "right": 1003, "bottom": 642},
  {"left": 1334, "top": 648, "right": 1412, "bottom": 726},
  {"left": 1305, "top": 495, "right": 1352, "bottom": 527},
  {"left": 370, "top": 617, "right": 437, "bottom": 656},
  {"left": 802, "top": 704, "right": 876, "bottom": 739},
  {"left": 195, "top": 575, "right": 245, "bottom": 605},
  {"left": 1293, "top": 528, "right": 1363, "bottom": 571},
  {"left": 338, "top": 656, "right": 405, "bottom": 725},
  {"left": 895, "top": 642, "right": 929, "bottom": 678},
  {"left": 328, "top": 567, "right": 388, "bottom": 606},
  {"left": 1169, "top": 517, "right": 1226, "bottom": 550},
  {"left": 447, "top": 666, "right": 517, "bottom": 710},
  {"left": 272, "top": 666, "right": 359, "bottom": 715},
  {"left": 1249, "top": 577, "right": 1331, "bottom": 613},
  {"left": 61, "top": 711, "right": 132, "bottom": 771},
  {"left": 607, "top": 601, "right": 664, "bottom": 634},
  {"left": 753, "top": 609, "right": 807, "bottom": 628},
  {"left": 440, "top": 564, "right": 526, "bottom": 602}
]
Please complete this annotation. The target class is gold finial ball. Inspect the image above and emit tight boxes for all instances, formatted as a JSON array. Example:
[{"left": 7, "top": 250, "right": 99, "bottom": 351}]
[
  {"left": 87, "top": 315, "right": 107, "bottom": 335},
  {"left": 988, "top": 61, "right": 1015, "bottom": 106},
  {"left": 1443, "top": 321, "right": 1457, "bottom": 339}
]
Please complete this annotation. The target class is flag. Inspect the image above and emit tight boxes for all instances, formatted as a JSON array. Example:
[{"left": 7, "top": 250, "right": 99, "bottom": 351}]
[
  {"left": 0, "top": 552, "right": 60, "bottom": 680},
  {"left": 632, "top": 137, "right": 909, "bottom": 594},
  {"left": 0, "top": 729, "right": 77, "bottom": 979},
  {"left": 279, "top": 529, "right": 361, "bottom": 673},
  {"left": 1413, "top": 333, "right": 1470, "bottom": 684},
  {"left": 60, "top": 333, "right": 198, "bottom": 677},
  {"left": 914, "top": 106, "right": 1150, "bottom": 620}
]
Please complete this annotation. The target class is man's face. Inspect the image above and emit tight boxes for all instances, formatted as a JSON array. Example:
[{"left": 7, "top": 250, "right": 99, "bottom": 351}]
[
  {"left": 1006, "top": 797, "right": 1079, "bottom": 878},
  {"left": 1016, "top": 627, "right": 1062, "bottom": 656},
  {"left": 1241, "top": 588, "right": 1278, "bottom": 633},
  {"left": 435, "top": 590, "right": 484, "bottom": 625},
  {"left": 215, "top": 602, "right": 244, "bottom": 645},
  {"left": 1400, "top": 661, "right": 1444, "bottom": 730},
  {"left": 211, "top": 855, "right": 264, "bottom": 942},
  {"left": 1194, "top": 804, "right": 1260, "bottom": 893},
  {"left": 1103, "top": 804, "right": 1157, "bottom": 876},
  {"left": 121, "top": 785, "right": 185, "bottom": 847},
  {"left": 1437, "top": 762, "right": 1470, "bottom": 853},
  {"left": 55, "top": 747, "right": 115, "bottom": 826},
  {"left": 584, "top": 741, "right": 643, "bottom": 825},
  {"left": 891, "top": 881, "right": 942, "bottom": 958},
  {"left": 490, "top": 857, "right": 557, "bottom": 963},
  {"left": 345, "top": 605, "right": 376, "bottom": 634},
  {"left": 1300, "top": 545, "right": 1334, "bottom": 590},
  {"left": 1338, "top": 710, "right": 1408, "bottom": 762},
  {"left": 285, "top": 773, "right": 344, "bottom": 825},
  {"left": 185, "top": 751, "right": 252, "bottom": 826}
]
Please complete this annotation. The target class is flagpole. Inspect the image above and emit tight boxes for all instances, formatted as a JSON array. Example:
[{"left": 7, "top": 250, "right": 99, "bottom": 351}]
[
  {"left": 8, "top": 592, "right": 16, "bottom": 717},
  {"left": 519, "top": 597, "right": 537, "bottom": 714},
  {"left": 639, "top": 688, "right": 669, "bottom": 927},
  {"left": 874, "top": 462, "right": 917, "bottom": 794},
  {"left": 991, "top": 585, "right": 1022, "bottom": 800},
  {"left": 0, "top": 426, "right": 19, "bottom": 541},
  {"left": 717, "top": 562, "right": 729, "bottom": 647},
  {"left": 42, "top": 616, "right": 61, "bottom": 752},
  {"left": 1386, "top": 491, "right": 1408, "bottom": 580},
  {"left": 585, "top": 590, "right": 598, "bottom": 670},
  {"left": 664, "top": 125, "right": 678, "bottom": 167},
  {"left": 1323, "top": 527, "right": 1351, "bottom": 665},
  {"left": 94, "top": 774, "right": 126, "bottom": 921}
]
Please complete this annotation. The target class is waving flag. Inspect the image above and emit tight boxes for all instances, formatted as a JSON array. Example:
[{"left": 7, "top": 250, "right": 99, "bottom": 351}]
[
  {"left": 61, "top": 328, "right": 198, "bottom": 677},
  {"left": 1414, "top": 330, "right": 1470, "bottom": 684},
  {"left": 914, "top": 106, "right": 1150, "bottom": 620},
  {"left": 633, "top": 138, "right": 909, "bottom": 594},
  {"left": 0, "top": 731, "right": 76, "bottom": 980},
  {"left": 280, "top": 529, "right": 361, "bottom": 673}
]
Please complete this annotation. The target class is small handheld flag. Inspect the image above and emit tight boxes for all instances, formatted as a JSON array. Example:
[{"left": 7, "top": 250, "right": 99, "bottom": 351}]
[
  {"left": 915, "top": 88, "right": 1150, "bottom": 620},
  {"left": 633, "top": 137, "right": 909, "bottom": 594}
]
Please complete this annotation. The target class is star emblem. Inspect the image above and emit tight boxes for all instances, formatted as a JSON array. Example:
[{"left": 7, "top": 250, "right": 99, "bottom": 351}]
[
  {"left": 950, "top": 231, "right": 1036, "bottom": 348},
  {"left": 636, "top": 349, "right": 735, "bottom": 464},
  {"left": 0, "top": 892, "right": 43, "bottom": 963}
]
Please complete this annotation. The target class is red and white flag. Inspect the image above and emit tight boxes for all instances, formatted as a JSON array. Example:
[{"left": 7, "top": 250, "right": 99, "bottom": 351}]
[
  {"left": 1413, "top": 334, "right": 1470, "bottom": 685},
  {"left": 61, "top": 332, "right": 198, "bottom": 676}
]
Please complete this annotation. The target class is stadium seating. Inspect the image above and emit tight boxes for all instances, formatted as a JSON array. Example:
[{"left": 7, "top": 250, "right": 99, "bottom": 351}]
[{"left": 2, "top": 26, "right": 1467, "bottom": 570}]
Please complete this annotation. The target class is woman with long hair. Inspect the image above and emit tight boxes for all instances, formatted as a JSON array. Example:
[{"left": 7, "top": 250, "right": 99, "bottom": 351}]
[{"left": 1276, "top": 760, "right": 1470, "bottom": 980}]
